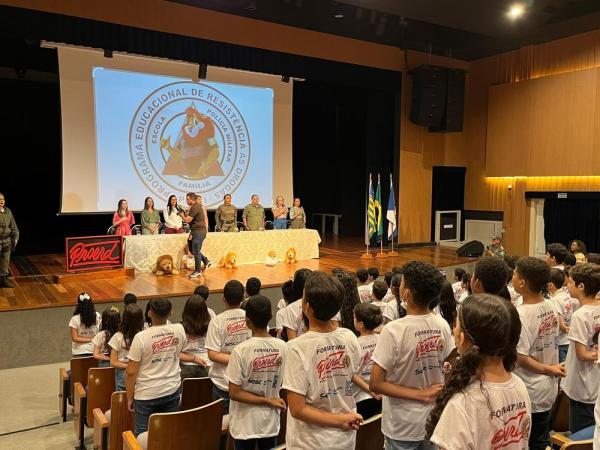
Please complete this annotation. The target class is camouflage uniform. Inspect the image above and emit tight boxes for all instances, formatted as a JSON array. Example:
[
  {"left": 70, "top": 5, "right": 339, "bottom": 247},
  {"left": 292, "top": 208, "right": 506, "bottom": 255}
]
[{"left": 215, "top": 203, "right": 238, "bottom": 232}]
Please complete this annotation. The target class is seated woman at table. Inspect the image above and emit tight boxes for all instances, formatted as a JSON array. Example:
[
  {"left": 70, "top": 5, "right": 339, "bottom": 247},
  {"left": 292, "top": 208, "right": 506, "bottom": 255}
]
[
  {"left": 141, "top": 197, "right": 161, "bottom": 235},
  {"left": 112, "top": 199, "right": 135, "bottom": 236},
  {"left": 164, "top": 195, "right": 184, "bottom": 234},
  {"left": 271, "top": 195, "right": 289, "bottom": 230},
  {"left": 289, "top": 197, "right": 306, "bottom": 229}
]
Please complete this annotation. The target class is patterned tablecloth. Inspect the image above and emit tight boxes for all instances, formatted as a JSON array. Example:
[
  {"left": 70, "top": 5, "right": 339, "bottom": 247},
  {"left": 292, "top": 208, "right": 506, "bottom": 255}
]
[{"left": 123, "top": 229, "right": 321, "bottom": 272}]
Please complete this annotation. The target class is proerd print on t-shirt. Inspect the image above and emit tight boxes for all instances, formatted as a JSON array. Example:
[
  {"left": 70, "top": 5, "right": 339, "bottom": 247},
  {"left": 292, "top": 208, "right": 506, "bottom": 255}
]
[
  {"left": 248, "top": 347, "right": 284, "bottom": 388},
  {"left": 489, "top": 401, "right": 531, "bottom": 449},
  {"left": 534, "top": 309, "right": 558, "bottom": 352},
  {"left": 413, "top": 328, "right": 447, "bottom": 376},
  {"left": 224, "top": 317, "right": 250, "bottom": 347},
  {"left": 150, "top": 329, "right": 181, "bottom": 365}
]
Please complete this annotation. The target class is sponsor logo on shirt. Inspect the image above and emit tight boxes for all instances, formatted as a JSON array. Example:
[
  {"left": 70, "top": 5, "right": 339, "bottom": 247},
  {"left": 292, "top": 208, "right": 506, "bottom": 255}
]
[
  {"left": 490, "top": 410, "right": 531, "bottom": 449},
  {"left": 316, "top": 350, "right": 348, "bottom": 381},
  {"left": 415, "top": 334, "right": 444, "bottom": 358},
  {"left": 537, "top": 314, "right": 558, "bottom": 337},
  {"left": 252, "top": 353, "right": 281, "bottom": 370},
  {"left": 152, "top": 335, "right": 179, "bottom": 354},
  {"left": 227, "top": 319, "right": 247, "bottom": 335}
]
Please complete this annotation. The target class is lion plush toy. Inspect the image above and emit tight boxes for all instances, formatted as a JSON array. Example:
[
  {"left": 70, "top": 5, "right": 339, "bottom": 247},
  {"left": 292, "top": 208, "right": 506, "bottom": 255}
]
[
  {"left": 265, "top": 251, "right": 278, "bottom": 267},
  {"left": 219, "top": 252, "right": 238, "bottom": 269},
  {"left": 153, "top": 254, "right": 179, "bottom": 276},
  {"left": 285, "top": 248, "right": 297, "bottom": 264}
]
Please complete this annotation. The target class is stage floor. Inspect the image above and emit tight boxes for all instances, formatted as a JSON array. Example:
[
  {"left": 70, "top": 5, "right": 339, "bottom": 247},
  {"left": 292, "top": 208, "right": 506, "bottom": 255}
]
[{"left": 1, "top": 237, "right": 474, "bottom": 312}]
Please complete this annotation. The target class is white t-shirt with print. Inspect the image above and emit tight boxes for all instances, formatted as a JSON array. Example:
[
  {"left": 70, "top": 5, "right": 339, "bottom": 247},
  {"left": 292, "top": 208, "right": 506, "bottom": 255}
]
[
  {"left": 277, "top": 298, "right": 287, "bottom": 310},
  {"left": 225, "top": 336, "right": 287, "bottom": 439},
  {"left": 357, "top": 283, "right": 373, "bottom": 303},
  {"left": 283, "top": 328, "right": 361, "bottom": 450},
  {"left": 205, "top": 308, "right": 252, "bottom": 391},
  {"left": 382, "top": 289, "right": 394, "bottom": 303},
  {"left": 281, "top": 301, "right": 305, "bottom": 337},
  {"left": 551, "top": 290, "right": 580, "bottom": 346},
  {"left": 451, "top": 281, "right": 464, "bottom": 301},
  {"left": 562, "top": 303, "right": 600, "bottom": 404},
  {"left": 594, "top": 352, "right": 600, "bottom": 449},
  {"left": 354, "top": 334, "right": 379, "bottom": 403},
  {"left": 372, "top": 313, "right": 453, "bottom": 441},
  {"left": 92, "top": 330, "right": 111, "bottom": 355},
  {"left": 180, "top": 309, "right": 216, "bottom": 367},
  {"left": 514, "top": 301, "right": 559, "bottom": 413},
  {"left": 108, "top": 331, "right": 131, "bottom": 363},
  {"left": 430, "top": 374, "right": 531, "bottom": 450},
  {"left": 69, "top": 312, "right": 102, "bottom": 355},
  {"left": 383, "top": 299, "right": 402, "bottom": 322},
  {"left": 127, "top": 323, "right": 187, "bottom": 401}
]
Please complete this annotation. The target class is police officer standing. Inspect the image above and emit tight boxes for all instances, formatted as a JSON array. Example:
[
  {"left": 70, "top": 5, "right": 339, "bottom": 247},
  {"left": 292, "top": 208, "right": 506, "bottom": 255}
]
[
  {"left": 242, "top": 194, "right": 265, "bottom": 231},
  {"left": 215, "top": 194, "right": 238, "bottom": 232},
  {"left": 0, "top": 192, "right": 19, "bottom": 288}
]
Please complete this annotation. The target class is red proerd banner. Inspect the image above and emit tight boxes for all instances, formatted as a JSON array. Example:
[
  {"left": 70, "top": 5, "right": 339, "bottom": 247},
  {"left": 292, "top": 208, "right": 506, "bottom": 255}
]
[{"left": 65, "top": 235, "right": 124, "bottom": 273}]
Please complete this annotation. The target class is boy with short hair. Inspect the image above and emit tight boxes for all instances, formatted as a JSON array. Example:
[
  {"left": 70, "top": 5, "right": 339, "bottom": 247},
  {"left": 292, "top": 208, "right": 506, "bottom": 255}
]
[
  {"left": 548, "top": 268, "right": 579, "bottom": 362},
  {"left": 562, "top": 263, "right": 600, "bottom": 433},
  {"left": 123, "top": 292, "right": 137, "bottom": 306},
  {"left": 371, "top": 280, "right": 388, "bottom": 314},
  {"left": 546, "top": 243, "right": 569, "bottom": 270},
  {"left": 226, "top": 295, "right": 287, "bottom": 450},
  {"left": 126, "top": 298, "right": 187, "bottom": 436},
  {"left": 370, "top": 261, "right": 452, "bottom": 449},
  {"left": 367, "top": 267, "right": 379, "bottom": 283},
  {"left": 194, "top": 284, "right": 210, "bottom": 300},
  {"left": 245, "top": 277, "right": 262, "bottom": 298},
  {"left": 206, "top": 280, "right": 253, "bottom": 414},
  {"left": 356, "top": 268, "right": 373, "bottom": 303},
  {"left": 283, "top": 271, "right": 362, "bottom": 450},
  {"left": 451, "top": 268, "right": 466, "bottom": 299},
  {"left": 471, "top": 256, "right": 510, "bottom": 296}
]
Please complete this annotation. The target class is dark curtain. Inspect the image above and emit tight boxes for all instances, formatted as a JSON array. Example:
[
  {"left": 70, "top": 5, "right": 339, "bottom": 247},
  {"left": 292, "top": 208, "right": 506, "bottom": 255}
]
[{"left": 543, "top": 199, "right": 600, "bottom": 253}]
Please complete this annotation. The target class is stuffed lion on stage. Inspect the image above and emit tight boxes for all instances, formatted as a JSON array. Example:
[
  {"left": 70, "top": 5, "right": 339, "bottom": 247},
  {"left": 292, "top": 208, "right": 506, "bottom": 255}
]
[
  {"left": 285, "top": 248, "right": 297, "bottom": 264},
  {"left": 153, "top": 254, "right": 180, "bottom": 276},
  {"left": 219, "top": 252, "right": 238, "bottom": 269}
]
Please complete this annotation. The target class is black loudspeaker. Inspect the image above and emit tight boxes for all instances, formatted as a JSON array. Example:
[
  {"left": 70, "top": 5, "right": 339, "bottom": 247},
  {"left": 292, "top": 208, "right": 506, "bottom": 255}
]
[
  {"left": 409, "top": 65, "right": 466, "bottom": 132},
  {"left": 456, "top": 240, "right": 484, "bottom": 257},
  {"left": 409, "top": 65, "right": 446, "bottom": 127}
]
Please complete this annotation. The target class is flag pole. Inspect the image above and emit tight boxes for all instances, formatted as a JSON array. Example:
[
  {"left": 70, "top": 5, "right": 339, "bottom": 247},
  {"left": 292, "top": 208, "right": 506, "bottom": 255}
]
[
  {"left": 388, "top": 173, "right": 399, "bottom": 256},
  {"left": 361, "top": 173, "right": 373, "bottom": 259},
  {"left": 375, "top": 173, "right": 388, "bottom": 258}
]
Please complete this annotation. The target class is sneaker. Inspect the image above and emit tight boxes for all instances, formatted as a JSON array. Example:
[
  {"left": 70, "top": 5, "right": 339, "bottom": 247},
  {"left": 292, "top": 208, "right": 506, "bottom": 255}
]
[
  {"left": 188, "top": 271, "right": 202, "bottom": 279},
  {"left": 204, "top": 260, "right": 212, "bottom": 270}
]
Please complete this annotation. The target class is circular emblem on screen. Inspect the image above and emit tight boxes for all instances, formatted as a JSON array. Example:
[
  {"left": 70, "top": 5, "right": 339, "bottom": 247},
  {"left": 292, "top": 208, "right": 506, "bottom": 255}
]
[{"left": 129, "top": 81, "right": 251, "bottom": 208}]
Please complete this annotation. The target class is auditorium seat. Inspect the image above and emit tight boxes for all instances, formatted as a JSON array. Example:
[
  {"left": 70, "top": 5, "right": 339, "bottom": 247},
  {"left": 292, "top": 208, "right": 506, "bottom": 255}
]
[
  {"left": 93, "top": 391, "right": 134, "bottom": 450},
  {"left": 74, "top": 367, "right": 115, "bottom": 449},
  {"left": 58, "top": 356, "right": 96, "bottom": 421},
  {"left": 107, "top": 225, "right": 117, "bottom": 235},
  {"left": 236, "top": 221, "right": 246, "bottom": 231},
  {"left": 122, "top": 399, "right": 224, "bottom": 450},
  {"left": 356, "top": 413, "right": 384, "bottom": 450},
  {"left": 180, "top": 377, "right": 213, "bottom": 411},
  {"left": 551, "top": 433, "right": 593, "bottom": 450},
  {"left": 551, "top": 389, "right": 570, "bottom": 433},
  {"left": 130, "top": 224, "right": 142, "bottom": 235}
]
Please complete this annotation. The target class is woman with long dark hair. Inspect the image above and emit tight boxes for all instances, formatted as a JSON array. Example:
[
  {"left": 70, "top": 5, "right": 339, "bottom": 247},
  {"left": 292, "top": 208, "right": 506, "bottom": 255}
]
[
  {"left": 163, "top": 195, "right": 184, "bottom": 234},
  {"left": 179, "top": 294, "right": 213, "bottom": 379},
  {"left": 141, "top": 196, "right": 160, "bottom": 235},
  {"left": 427, "top": 294, "right": 528, "bottom": 448},
  {"left": 569, "top": 239, "right": 588, "bottom": 264},
  {"left": 112, "top": 199, "right": 135, "bottom": 236}
]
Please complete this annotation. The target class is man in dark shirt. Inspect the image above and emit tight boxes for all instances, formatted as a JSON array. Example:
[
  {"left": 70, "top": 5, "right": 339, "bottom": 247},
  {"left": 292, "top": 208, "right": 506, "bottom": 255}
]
[
  {"left": 181, "top": 193, "right": 211, "bottom": 278},
  {"left": 0, "top": 193, "right": 19, "bottom": 288}
]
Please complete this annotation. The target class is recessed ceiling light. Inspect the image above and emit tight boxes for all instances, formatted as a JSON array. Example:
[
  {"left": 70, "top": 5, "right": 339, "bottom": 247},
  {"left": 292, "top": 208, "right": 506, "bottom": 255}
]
[{"left": 507, "top": 3, "right": 525, "bottom": 20}]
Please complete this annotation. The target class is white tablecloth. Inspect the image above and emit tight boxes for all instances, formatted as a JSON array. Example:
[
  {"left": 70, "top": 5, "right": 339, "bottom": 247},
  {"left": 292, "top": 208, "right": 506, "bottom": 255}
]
[{"left": 123, "top": 229, "right": 321, "bottom": 272}]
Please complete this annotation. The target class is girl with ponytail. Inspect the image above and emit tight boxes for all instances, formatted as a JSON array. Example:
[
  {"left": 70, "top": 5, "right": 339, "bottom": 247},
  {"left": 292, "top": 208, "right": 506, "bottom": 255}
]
[{"left": 427, "top": 294, "right": 530, "bottom": 449}]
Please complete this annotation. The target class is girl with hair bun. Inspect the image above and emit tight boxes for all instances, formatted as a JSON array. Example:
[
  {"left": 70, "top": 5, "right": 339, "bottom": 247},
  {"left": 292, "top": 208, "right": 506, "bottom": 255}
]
[
  {"left": 69, "top": 292, "right": 101, "bottom": 356},
  {"left": 428, "top": 294, "right": 531, "bottom": 449}
]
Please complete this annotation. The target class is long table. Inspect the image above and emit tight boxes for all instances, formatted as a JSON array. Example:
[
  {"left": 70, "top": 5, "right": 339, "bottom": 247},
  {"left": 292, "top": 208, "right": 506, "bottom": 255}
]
[{"left": 123, "top": 229, "right": 321, "bottom": 272}]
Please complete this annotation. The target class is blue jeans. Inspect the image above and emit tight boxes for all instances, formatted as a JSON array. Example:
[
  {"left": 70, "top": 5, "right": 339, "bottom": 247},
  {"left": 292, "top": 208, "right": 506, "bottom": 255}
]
[
  {"left": 569, "top": 399, "right": 595, "bottom": 433},
  {"left": 233, "top": 437, "right": 277, "bottom": 450},
  {"left": 191, "top": 232, "right": 208, "bottom": 271},
  {"left": 559, "top": 344, "right": 569, "bottom": 363},
  {"left": 212, "top": 384, "right": 230, "bottom": 415},
  {"left": 98, "top": 360, "right": 110, "bottom": 368},
  {"left": 134, "top": 388, "right": 181, "bottom": 436},
  {"left": 273, "top": 218, "right": 287, "bottom": 230},
  {"left": 384, "top": 437, "right": 434, "bottom": 450},
  {"left": 530, "top": 410, "right": 551, "bottom": 450},
  {"left": 115, "top": 368, "right": 125, "bottom": 392}
]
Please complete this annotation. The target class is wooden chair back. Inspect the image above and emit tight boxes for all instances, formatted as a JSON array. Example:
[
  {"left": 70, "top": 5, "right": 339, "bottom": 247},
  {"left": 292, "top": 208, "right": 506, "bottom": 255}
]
[
  {"left": 86, "top": 367, "right": 115, "bottom": 426},
  {"left": 355, "top": 413, "right": 384, "bottom": 450},
  {"left": 147, "top": 399, "right": 224, "bottom": 450},
  {"left": 551, "top": 432, "right": 593, "bottom": 450},
  {"left": 110, "top": 392, "right": 135, "bottom": 450},
  {"left": 551, "top": 389, "right": 570, "bottom": 432},
  {"left": 181, "top": 377, "right": 214, "bottom": 410},
  {"left": 70, "top": 356, "right": 96, "bottom": 402}
]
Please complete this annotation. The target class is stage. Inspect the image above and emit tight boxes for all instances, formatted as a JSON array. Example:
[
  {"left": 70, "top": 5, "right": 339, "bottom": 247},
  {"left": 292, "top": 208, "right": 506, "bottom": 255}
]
[{"left": 1, "top": 237, "right": 475, "bottom": 312}]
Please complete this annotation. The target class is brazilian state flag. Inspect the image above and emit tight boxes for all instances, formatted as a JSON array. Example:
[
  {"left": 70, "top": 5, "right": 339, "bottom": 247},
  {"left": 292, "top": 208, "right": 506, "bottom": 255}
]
[{"left": 374, "top": 175, "right": 383, "bottom": 242}]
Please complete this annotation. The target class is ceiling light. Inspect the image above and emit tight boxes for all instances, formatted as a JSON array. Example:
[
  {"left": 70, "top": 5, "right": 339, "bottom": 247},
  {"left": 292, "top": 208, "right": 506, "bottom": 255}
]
[{"left": 507, "top": 3, "right": 525, "bottom": 20}]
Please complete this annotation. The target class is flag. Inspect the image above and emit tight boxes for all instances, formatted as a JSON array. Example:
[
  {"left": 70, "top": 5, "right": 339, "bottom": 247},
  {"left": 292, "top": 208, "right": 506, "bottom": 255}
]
[
  {"left": 367, "top": 174, "right": 376, "bottom": 241},
  {"left": 387, "top": 174, "right": 398, "bottom": 240},
  {"left": 374, "top": 174, "right": 383, "bottom": 242}
]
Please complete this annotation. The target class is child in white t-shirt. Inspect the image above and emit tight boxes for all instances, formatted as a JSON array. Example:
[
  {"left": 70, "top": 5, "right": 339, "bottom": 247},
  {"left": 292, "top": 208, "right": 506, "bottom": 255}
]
[
  {"left": 512, "top": 257, "right": 564, "bottom": 450},
  {"left": 109, "top": 304, "right": 144, "bottom": 391},
  {"left": 562, "top": 263, "right": 600, "bottom": 433},
  {"left": 370, "top": 261, "right": 452, "bottom": 449},
  {"left": 429, "top": 294, "right": 531, "bottom": 449},
  {"left": 206, "top": 280, "right": 253, "bottom": 414},
  {"left": 371, "top": 281, "right": 388, "bottom": 314},
  {"left": 126, "top": 298, "right": 187, "bottom": 437},
  {"left": 69, "top": 292, "right": 102, "bottom": 356},
  {"left": 275, "top": 280, "right": 294, "bottom": 338},
  {"left": 451, "top": 268, "right": 466, "bottom": 301},
  {"left": 283, "top": 271, "right": 362, "bottom": 450},
  {"left": 92, "top": 307, "right": 121, "bottom": 367},
  {"left": 352, "top": 303, "right": 382, "bottom": 420},
  {"left": 226, "top": 295, "right": 287, "bottom": 450},
  {"left": 356, "top": 268, "right": 373, "bottom": 303},
  {"left": 179, "top": 294, "right": 215, "bottom": 380},
  {"left": 281, "top": 269, "right": 312, "bottom": 340},
  {"left": 382, "top": 274, "right": 406, "bottom": 324},
  {"left": 548, "top": 268, "right": 579, "bottom": 363},
  {"left": 382, "top": 271, "right": 395, "bottom": 303}
]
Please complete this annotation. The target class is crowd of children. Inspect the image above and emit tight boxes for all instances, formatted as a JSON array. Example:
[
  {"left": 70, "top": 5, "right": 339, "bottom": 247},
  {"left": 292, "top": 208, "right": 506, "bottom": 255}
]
[{"left": 67, "top": 239, "right": 600, "bottom": 450}]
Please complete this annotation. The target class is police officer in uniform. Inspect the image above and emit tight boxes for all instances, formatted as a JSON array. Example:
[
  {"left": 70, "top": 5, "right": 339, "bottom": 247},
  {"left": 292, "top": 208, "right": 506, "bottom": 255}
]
[
  {"left": 242, "top": 194, "right": 265, "bottom": 231},
  {"left": 215, "top": 194, "right": 238, "bottom": 232},
  {"left": 0, "top": 192, "right": 19, "bottom": 288}
]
